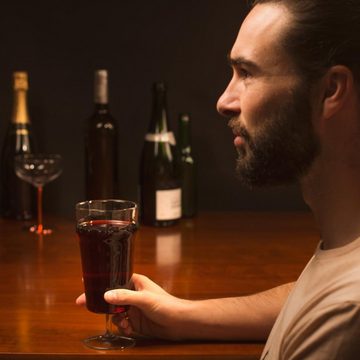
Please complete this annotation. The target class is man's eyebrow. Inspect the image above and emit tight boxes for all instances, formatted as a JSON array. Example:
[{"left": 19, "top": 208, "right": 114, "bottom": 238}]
[{"left": 226, "top": 53, "right": 259, "bottom": 70}]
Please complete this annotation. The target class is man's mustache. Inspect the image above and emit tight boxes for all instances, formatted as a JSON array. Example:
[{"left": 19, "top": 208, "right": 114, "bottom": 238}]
[{"left": 228, "top": 118, "right": 251, "bottom": 142}]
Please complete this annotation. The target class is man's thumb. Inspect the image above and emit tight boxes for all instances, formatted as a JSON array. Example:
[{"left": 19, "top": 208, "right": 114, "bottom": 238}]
[{"left": 104, "top": 289, "right": 150, "bottom": 310}]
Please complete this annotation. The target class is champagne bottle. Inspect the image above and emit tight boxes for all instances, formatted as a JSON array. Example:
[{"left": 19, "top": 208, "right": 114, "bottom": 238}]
[
  {"left": 140, "top": 82, "right": 181, "bottom": 227},
  {"left": 85, "top": 69, "right": 118, "bottom": 200},
  {"left": 0, "top": 71, "right": 36, "bottom": 220},
  {"left": 178, "top": 113, "right": 197, "bottom": 218}
]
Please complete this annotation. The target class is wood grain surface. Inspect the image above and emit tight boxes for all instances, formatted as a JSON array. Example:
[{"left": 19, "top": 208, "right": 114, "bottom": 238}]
[{"left": 0, "top": 212, "right": 319, "bottom": 359}]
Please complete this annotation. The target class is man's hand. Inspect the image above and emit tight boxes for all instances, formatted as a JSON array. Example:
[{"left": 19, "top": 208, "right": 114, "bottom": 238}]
[
  {"left": 76, "top": 273, "right": 192, "bottom": 340},
  {"left": 76, "top": 274, "right": 294, "bottom": 342}
]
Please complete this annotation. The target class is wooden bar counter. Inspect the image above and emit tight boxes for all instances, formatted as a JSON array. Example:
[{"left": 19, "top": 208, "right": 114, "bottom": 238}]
[{"left": 0, "top": 212, "right": 319, "bottom": 359}]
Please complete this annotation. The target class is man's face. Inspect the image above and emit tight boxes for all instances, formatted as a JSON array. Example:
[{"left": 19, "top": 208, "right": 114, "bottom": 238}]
[{"left": 217, "top": 3, "right": 320, "bottom": 188}]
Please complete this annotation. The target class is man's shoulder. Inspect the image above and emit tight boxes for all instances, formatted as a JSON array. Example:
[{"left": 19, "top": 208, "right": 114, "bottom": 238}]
[{"left": 281, "top": 300, "right": 360, "bottom": 360}]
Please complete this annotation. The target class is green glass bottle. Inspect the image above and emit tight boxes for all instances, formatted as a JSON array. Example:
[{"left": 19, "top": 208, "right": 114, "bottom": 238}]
[
  {"left": 139, "top": 82, "right": 181, "bottom": 227},
  {"left": 178, "top": 113, "right": 197, "bottom": 218}
]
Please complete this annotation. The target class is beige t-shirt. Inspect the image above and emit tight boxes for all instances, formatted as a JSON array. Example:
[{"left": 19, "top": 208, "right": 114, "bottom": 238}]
[{"left": 261, "top": 237, "right": 360, "bottom": 360}]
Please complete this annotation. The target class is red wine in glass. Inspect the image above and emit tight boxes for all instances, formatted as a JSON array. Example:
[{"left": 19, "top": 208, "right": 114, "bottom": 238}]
[
  {"left": 77, "top": 219, "right": 136, "bottom": 314},
  {"left": 76, "top": 199, "right": 138, "bottom": 350}
]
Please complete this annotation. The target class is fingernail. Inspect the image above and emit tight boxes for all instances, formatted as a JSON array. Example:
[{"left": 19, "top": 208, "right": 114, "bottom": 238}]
[{"left": 105, "top": 290, "right": 116, "bottom": 300}]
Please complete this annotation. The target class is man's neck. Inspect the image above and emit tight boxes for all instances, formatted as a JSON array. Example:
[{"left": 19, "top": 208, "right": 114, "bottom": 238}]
[{"left": 301, "top": 157, "right": 360, "bottom": 250}]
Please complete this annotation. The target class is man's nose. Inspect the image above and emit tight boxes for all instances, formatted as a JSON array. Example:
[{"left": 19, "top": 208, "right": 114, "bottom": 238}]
[{"left": 216, "top": 82, "right": 240, "bottom": 118}]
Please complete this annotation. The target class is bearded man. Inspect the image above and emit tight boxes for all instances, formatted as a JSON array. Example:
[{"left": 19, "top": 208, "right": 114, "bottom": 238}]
[{"left": 77, "top": 1, "right": 360, "bottom": 358}]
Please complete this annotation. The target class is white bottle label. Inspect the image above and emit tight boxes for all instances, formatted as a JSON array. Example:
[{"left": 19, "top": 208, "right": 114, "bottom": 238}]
[
  {"left": 156, "top": 188, "right": 181, "bottom": 220},
  {"left": 145, "top": 132, "right": 176, "bottom": 146}
]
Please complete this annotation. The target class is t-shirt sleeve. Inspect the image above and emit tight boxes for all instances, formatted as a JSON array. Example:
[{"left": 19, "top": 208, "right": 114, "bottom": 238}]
[{"left": 280, "top": 301, "right": 360, "bottom": 360}]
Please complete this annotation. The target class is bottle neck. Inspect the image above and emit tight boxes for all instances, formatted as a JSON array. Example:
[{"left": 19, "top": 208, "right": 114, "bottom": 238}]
[
  {"left": 12, "top": 90, "right": 29, "bottom": 124},
  {"left": 148, "top": 85, "right": 169, "bottom": 133},
  {"left": 94, "top": 71, "right": 108, "bottom": 105},
  {"left": 94, "top": 103, "right": 110, "bottom": 114},
  {"left": 179, "top": 115, "right": 192, "bottom": 152}
]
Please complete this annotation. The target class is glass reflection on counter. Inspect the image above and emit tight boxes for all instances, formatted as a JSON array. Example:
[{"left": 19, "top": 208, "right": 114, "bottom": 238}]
[
  {"left": 156, "top": 231, "right": 182, "bottom": 266},
  {"left": 155, "top": 229, "right": 182, "bottom": 292}
]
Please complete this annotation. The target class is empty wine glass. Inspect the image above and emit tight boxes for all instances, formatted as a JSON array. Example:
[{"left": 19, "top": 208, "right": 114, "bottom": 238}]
[{"left": 14, "top": 153, "right": 63, "bottom": 235}]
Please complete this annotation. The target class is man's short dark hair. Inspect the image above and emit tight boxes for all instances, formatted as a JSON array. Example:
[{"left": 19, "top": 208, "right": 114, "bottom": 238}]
[{"left": 250, "top": 0, "right": 360, "bottom": 85}]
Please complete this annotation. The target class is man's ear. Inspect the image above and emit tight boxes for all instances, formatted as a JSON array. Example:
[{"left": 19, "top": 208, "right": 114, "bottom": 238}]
[{"left": 321, "top": 65, "right": 354, "bottom": 119}]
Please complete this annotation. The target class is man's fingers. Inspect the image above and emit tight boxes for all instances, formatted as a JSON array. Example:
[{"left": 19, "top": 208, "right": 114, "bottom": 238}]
[
  {"left": 132, "top": 273, "right": 168, "bottom": 294},
  {"left": 131, "top": 273, "right": 155, "bottom": 291},
  {"left": 78, "top": 273, "right": 167, "bottom": 310},
  {"left": 104, "top": 288, "right": 153, "bottom": 310},
  {"left": 76, "top": 293, "right": 86, "bottom": 306},
  {"left": 113, "top": 314, "right": 133, "bottom": 335}
]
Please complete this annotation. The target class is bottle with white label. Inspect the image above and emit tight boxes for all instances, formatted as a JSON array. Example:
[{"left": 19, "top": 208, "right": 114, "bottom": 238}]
[{"left": 139, "top": 82, "right": 181, "bottom": 227}]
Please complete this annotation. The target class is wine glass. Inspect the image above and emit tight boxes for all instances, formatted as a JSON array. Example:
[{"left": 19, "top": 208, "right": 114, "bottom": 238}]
[
  {"left": 14, "top": 153, "right": 63, "bottom": 235},
  {"left": 76, "top": 199, "right": 138, "bottom": 350}
]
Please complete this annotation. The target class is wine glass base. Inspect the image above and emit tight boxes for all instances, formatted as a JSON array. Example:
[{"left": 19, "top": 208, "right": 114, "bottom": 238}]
[{"left": 83, "top": 334, "right": 135, "bottom": 350}]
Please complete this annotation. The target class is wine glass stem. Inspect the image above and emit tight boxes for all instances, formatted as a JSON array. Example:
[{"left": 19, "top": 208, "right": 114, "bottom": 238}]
[
  {"left": 37, "top": 186, "right": 43, "bottom": 234},
  {"left": 104, "top": 313, "right": 114, "bottom": 338}
]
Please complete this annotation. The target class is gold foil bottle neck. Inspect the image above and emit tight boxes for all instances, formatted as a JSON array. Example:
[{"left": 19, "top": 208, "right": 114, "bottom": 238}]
[
  {"left": 12, "top": 71, "right": 30, "bottom": 124},
  {"left": 13, "top": 71, "right": 29, "bottom": 91}
]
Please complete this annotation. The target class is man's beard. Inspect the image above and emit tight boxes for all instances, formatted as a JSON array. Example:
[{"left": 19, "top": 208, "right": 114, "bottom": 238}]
[{"left": 228, "top": 83, "right": 320, "bottom": 188}]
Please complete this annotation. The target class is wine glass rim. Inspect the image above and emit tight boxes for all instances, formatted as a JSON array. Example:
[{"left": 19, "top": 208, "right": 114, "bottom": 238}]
[{"left": 76, "top": 199, "right": 138, "bottom": 211}]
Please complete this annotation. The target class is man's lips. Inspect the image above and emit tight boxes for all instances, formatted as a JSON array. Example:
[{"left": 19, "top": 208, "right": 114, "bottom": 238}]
[
  {"left": 228, "top": 119, "right": 249, "bottom": 148},
  {"left": 234, "top": 135, "right": 245, "bottom": 147}
]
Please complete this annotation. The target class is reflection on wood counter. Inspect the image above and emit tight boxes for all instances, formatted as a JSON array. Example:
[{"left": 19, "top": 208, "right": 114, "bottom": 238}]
[{"left": 0, "top": 212, "right": 319, "bottom": 359}]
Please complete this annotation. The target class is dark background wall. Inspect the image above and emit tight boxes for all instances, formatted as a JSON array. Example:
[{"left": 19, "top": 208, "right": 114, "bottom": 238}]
[{"left": 0, "top": 0, "right": 307, "bottom": 219}]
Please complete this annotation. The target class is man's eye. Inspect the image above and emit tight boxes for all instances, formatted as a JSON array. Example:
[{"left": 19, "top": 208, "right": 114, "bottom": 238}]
[{"left": 239, "top": 68, "right": 251, "bottom": 78}]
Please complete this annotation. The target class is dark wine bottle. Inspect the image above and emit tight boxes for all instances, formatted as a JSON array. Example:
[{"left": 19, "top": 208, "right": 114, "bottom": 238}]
[
  {"left": 178, "top": 113, "right": 197, "bottom": 218},
  {"left": 85, "top": 69, "right": 118, "bottom": 200},
  {"left": 0, "top": 71, "right": 36, "bottom": 220},
  {"left": 139, "top": 82, "right": 181, "bottom": 227}
]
